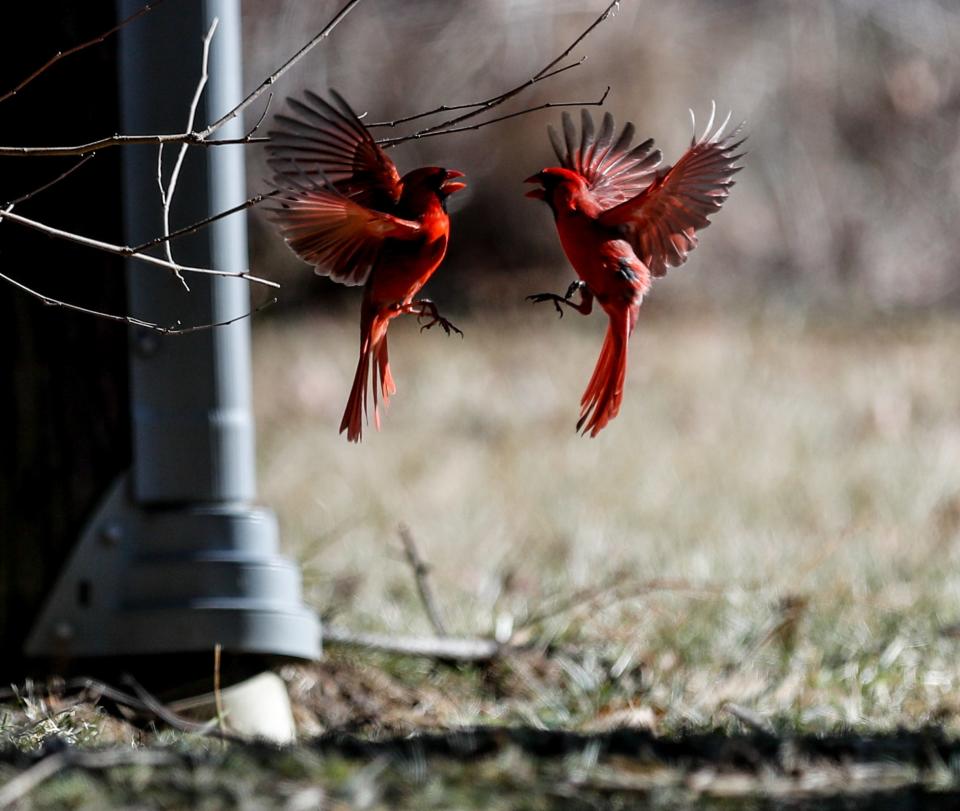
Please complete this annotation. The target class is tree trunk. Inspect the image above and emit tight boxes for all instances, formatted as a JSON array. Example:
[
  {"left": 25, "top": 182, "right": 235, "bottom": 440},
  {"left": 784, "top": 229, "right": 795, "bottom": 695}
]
[{"left": 0, "top": 4, "right": 130, "bottom": 680}]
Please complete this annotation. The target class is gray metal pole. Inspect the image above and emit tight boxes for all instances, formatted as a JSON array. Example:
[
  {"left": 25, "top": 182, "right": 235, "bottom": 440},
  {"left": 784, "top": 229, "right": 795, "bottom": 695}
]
[
  {"left": 121, "top": 0, "right": 256, "bottom": 503},
  {"left": 25, "top": 0, "right": 319, "bottom": 663}
]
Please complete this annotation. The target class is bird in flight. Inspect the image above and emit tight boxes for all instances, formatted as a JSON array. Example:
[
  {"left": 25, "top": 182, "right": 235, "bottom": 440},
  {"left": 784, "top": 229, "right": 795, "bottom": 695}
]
[
  {"left": 525, "top": 103, "right": 745, "bottom": 436},
  {"left": 266, "top": 90, "right": 466, "bottom": 442}
]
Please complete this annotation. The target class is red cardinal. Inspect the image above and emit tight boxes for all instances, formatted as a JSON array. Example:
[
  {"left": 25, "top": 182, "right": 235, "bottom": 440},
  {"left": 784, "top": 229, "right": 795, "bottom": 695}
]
[
  {"left": 266, "top": 90, "right": 466, "bottom": 442},
  {"left": 525, "top": 104, "right": 745, "bottom": 436}
]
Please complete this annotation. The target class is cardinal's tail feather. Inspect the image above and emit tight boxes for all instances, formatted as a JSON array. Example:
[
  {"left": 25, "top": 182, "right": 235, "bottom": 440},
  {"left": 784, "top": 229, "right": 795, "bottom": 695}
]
[
  {"left": 340, "top": 311, "right": 392, "bottom": 442},
  {"left": 374, "top": 332, "right": 396, "bottom": 408},
  {"left": 577, "top": 307, "right": 636, "bottom": 437}
]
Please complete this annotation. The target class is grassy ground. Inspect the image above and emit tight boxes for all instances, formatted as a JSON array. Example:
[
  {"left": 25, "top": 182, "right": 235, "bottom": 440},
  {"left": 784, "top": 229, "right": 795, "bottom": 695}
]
[
  {"left": 4, "top": 305, "right": 960, "bottom": 807},
  {"left": 255, "top": 305, "right": 960, "bottom": 734}
]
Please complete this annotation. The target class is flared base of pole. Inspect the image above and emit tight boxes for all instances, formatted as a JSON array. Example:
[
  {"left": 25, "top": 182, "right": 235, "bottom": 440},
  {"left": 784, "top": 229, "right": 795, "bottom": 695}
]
[{"left": 25, "top": 476, "right": 320, "bottom": 663}]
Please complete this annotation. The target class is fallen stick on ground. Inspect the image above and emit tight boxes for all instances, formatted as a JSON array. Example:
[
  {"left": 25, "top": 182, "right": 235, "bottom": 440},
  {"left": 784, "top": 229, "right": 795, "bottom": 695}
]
[{"left": 323, "top": 626, "right": 503, "bottom": 663}]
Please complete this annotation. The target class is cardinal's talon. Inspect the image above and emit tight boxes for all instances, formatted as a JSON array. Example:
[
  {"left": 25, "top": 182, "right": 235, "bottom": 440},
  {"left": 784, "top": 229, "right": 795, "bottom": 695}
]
[
  {"left": 420, "top": 317, "right": 462, "bottom": 337},
  {"left": 527, "top": 291, "right": 569, "bottom": 318}
]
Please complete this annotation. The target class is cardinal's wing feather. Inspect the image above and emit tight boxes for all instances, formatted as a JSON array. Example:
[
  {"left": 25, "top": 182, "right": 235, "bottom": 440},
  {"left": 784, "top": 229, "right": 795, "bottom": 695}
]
[
  {"left": 598, "top": 105, "right": 745, "bottom": 277},
  {"left": 266, "top": 169, "right": 420, "bottom": 287},
  {"left": 266, "top": 90, "right": 414, "bottom": 285},
  {"left": 267, "top": 89, "right": 402, "bottom": 210},
  {"left": 548, "top": 108, "right": 663, "bottom": 209}
]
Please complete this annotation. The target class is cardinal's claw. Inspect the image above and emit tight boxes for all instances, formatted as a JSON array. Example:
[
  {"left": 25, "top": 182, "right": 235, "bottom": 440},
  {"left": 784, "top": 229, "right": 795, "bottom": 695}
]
[
  {"left": 527, "top": 292, "right": 568, "bottom": 318},
  {"left": 412, "top": 299, "right": 463, "bottom": 337},
  {"left": 419, "top": 316, "right": 463, "bottom": 337}
]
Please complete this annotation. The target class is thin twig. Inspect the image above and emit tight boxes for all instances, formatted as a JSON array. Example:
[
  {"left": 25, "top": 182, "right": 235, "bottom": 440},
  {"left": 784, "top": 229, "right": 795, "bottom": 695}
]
[
  {"left": 378, "top": 0, "right": 620, "bottom": 148},
  {"left": 376, "top": 89, "right": 611, "bottom": 148},
  {"left": 517, "top": 576, "right": 732, "bottom": 631},
  {"left": 0, "top": 133, "right": 267, "bottom": 158},
  {"left": 0, "top": 207, "right": 279, "bottom": 288},
  {"left": 398, "top": 524, "right": 448, "bottom": 637},
  {"left": 158, "top": 17, "right": 220, "bottom": 289},
  {"left": 196, "top": 0, "right": 364, "bottom": 139},
  {"left": 129, "top": 189, "right": 281, "bottom": 254},
  {"left": 365, "top": 61, "right": 586, "bottom": 129},
  {"left": 0, "top": 266, "right": 276, "bottom": 334},
  {"left": 5, "top": 154, "right": 97, "bottom": 206},
  {"left": 323, "top": 626, "right": 502, "bottom": 663},
  {"left": 122, "top": 675, "right": 246, "bottom": 743},
  {"left": 0, "top": 0, "right": 169, "bottom": 105},
  {"left": 213, "top": 643, "right": 226, "bottom": 737},
  {"left": 0, "top": 0, "right": 361, "bottom": 157}
]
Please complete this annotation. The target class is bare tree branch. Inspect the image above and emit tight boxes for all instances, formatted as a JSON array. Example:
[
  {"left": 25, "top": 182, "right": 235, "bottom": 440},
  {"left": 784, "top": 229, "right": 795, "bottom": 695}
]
[
  {"left": 198, "top": 0, "right": 365, "bottom": 139},
  {"left": 158, "top": 17, "right": 221, "bottom": 290},
  {"left": 0, "top": 0, "right": 169, "bottom": 105},
  {"left": 0, "top": 0, "right": 364, "bottom": 158},
  {"left": 0, "top": 266, "right": 277, "bottom": 335},
  {"left": 0, "top": 133, "right": 267, "bottom": 159},
  {"left": 375, "top": 0, "right": 621, "bottom": 148},
  {"left": 5, "top": 154, "right": 96, "bottom": 206},
  {"left": 376, "top": 88, "right": 611, "bottom": 148},
  {"left": 0, "top": 206, "right": 279, "bottom": 288},
  {"left": 130, "top": 189, "right": 281, "bottom": 254},
  {"left": 365, "top": 60, "right": 586, "bottom": 129}
]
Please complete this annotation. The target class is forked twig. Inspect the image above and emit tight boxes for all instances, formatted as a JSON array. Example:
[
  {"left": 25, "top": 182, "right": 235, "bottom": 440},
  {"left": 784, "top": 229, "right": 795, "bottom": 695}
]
[
  {"left": 0, "top": 206, "right": 278, "bottom": 288},
  {"left": 0, "top": 267, "right": 276, "bottom": 334},
  {"left": 196, "top": 0, "right": 363, "bottom": 140},
  {"left": 378, "top": 89, "right": 611, "bottom": 147},
  {"left": 130, "top": 189, "right": 280, "bottom": 255},
  {"left": 157, "top": 17, "right": 221, "bottom": 289},
  {"left": 376, "top": 0, "right": 621, "bottom": 148},
  {"left": 0, "top": 133, "right": 266, "bottom": 158},
  {"left": 366, "top": 61, "right": 586, "bottom": 129},
  {"left": 0, "top": 0, "right": 365, "bottom": 158}
]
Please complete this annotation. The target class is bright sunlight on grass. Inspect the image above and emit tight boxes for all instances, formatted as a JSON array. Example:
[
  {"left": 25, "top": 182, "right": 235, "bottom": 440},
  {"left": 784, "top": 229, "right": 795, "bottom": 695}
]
[{"left": 253, "top": 306, "right": 960, "bottom": 735}]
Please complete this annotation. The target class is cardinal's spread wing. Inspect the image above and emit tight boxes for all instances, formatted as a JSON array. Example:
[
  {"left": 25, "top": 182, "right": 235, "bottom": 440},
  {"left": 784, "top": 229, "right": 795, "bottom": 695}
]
[
  {"left": 266, "top": 89, "right": 410, "bottom": 285},
  {"left": 598, "top": 105, "right": 745, "bottom": 277},
  {"left": 266, "top": 173, "right": 421, "bottom": 286},
  {"left": 268, "top": 89, "right": 401, "bottom": 208},
  {"left": 548, "top": 109, "right": 663, "bottom": 210}
]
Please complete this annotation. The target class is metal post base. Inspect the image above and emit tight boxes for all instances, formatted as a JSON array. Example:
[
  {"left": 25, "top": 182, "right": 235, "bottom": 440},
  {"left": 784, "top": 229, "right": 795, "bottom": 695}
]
[{"left": 25, "top": 476, "right": 319, "bottom": 661}]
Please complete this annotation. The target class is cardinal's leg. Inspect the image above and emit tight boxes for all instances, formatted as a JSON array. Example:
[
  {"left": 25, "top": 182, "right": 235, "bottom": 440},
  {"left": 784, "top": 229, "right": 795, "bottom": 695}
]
[
  {"left": 527, "top": 280, "right": 594, "bottom": 318},
  {"left": 402, "top": 299, "right": 464, "bottom": 337}
]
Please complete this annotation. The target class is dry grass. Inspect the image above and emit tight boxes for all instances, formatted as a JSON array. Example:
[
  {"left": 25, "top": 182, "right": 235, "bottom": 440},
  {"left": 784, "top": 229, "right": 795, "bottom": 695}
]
[
  {"left": 254, "top": 304, "right": 960, "bottom": 734},
  {"left": 4, "top": 305, "right": 960, "bottom": 808}
]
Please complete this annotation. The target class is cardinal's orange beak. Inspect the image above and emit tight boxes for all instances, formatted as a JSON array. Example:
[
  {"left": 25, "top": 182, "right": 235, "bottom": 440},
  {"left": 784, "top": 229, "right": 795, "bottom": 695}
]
[
  {"left": 524, "top": 174, "right": 545, "bottom": 200},
  {"left": 441, "top": 169, "right": 467, "bottom": 195}
]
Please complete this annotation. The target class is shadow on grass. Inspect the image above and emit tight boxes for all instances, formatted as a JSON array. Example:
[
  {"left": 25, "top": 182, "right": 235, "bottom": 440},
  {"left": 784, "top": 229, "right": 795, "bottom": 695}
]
[{"left": 5, "top": 725, "right": 960, "bottom": 810}]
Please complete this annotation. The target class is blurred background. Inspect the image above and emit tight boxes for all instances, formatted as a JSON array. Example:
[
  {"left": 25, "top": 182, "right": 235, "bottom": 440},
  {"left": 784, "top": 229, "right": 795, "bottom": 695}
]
[
  {"left": 244, "top": 0, "right": 960, "bottom": 314},
  {"left": 235, "top": 1, "right": 960, "bottom": 728}
]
